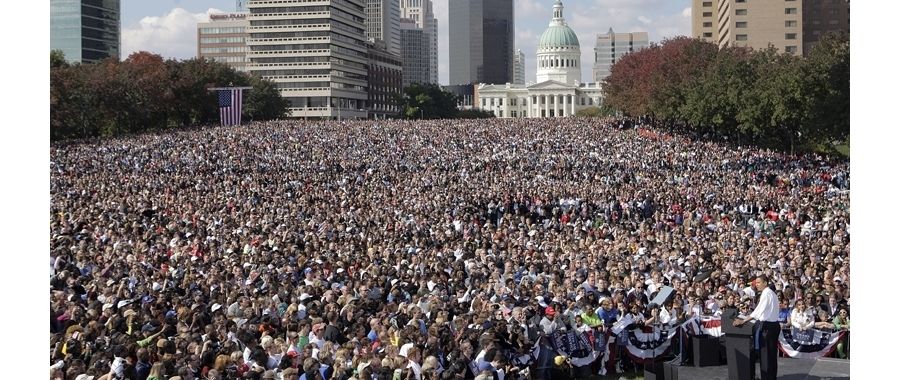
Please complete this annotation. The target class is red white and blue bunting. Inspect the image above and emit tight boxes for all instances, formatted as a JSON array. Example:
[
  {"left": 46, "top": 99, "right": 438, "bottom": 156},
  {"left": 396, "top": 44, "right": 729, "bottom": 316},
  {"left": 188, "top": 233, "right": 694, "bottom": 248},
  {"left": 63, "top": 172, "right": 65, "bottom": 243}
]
[{"left": 547, "top": 315, "right": 844, "bottom": 373}]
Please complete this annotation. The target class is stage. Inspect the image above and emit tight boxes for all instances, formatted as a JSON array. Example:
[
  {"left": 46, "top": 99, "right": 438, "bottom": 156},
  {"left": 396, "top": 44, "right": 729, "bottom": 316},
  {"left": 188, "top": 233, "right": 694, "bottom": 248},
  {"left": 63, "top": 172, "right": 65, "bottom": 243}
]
[{"left": 664, "top": 357, "right": 849, "bottom": 379}]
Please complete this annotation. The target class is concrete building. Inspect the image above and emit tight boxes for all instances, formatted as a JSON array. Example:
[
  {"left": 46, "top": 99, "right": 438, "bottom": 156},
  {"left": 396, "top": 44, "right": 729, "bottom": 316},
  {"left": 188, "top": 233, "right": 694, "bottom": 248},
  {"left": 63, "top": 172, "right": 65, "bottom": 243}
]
[
  {"left": 475, "top": 1, "right": 603, "bottom": 119},
  {"left": 197, "top": 13, "right": 250, "bottom": 72},
  {"left": 247, "top": 0, "right": 369, "bottom": 119},
  {"left": 513, "top": 49, "right": 525, "bottom": 85},
  {"left": 51, "top": 0, "right": 121, "bottom": 64},
  {"left": 449, "top": 0, "right": 514, "bottom": 85},
  {"left": 399, "top": 0, "right": 439, "bottom": 84},
  {"left": 367, "top": 43, "right": 403, "bottom": 119},
  {"left": 400, "top": 18, "right": 429, "bottom": 88},
  {"left": 692, "top": 0, "right": 849, "bottom": 56},
  {"left": 364, "top": 0, "right": 401, "bottom": 56},
  {"left": 592, "top": 28, "right": 648, "bottom": 83}
]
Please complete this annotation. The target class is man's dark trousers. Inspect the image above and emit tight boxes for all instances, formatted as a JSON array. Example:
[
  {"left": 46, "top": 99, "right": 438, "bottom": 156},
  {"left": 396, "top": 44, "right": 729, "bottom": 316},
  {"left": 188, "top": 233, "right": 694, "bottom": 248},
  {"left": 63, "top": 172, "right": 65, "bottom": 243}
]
[{"left": 756, "top": 321, "right": 780, "bottom": 380}]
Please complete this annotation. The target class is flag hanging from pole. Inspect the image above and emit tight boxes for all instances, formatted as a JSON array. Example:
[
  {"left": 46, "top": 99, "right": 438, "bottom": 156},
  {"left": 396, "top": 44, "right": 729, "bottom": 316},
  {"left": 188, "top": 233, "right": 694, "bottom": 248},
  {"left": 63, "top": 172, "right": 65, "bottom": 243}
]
[{"left": 218, "top": 88, "right": 243, "bottom": 126}]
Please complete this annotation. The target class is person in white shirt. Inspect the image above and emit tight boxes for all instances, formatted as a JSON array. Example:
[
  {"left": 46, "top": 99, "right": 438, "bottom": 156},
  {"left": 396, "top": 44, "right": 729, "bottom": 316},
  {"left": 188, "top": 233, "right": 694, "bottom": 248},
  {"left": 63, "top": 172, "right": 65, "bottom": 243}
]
[
  {"left": 733, "top": 275, "right": 780, "bottom": 380},
  {"left": 789, "top": 300, "right": 815, "bottom": 330}
]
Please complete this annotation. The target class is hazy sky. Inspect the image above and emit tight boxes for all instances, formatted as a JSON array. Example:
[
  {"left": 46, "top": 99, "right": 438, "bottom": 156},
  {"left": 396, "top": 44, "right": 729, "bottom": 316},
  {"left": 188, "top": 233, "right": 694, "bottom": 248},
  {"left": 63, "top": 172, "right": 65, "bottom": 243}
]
[{"left": 121, "top": 0, "right": 692, "bottom": 84}]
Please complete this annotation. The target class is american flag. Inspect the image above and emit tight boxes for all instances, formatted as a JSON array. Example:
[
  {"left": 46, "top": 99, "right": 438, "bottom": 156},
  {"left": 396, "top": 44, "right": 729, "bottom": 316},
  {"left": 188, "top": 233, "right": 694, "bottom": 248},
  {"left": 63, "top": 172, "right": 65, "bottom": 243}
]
[{"left": 218, "top": 88, "right": 243, "bottom": 126}]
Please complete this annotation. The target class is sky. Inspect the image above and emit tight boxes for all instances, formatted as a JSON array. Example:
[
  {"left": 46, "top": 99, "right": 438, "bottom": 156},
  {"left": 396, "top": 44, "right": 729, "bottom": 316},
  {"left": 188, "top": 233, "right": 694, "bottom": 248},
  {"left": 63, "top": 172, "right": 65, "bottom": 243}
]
[{"left": 121, "top": 0, "right": 692, "bottom": 85}]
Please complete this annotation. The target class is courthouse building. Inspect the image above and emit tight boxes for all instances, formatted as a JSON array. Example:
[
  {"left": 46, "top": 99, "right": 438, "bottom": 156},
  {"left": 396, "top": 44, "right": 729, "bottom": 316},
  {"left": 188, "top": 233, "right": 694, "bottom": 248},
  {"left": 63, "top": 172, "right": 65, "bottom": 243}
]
[{"left": 475, "top": 0, "right": 602, "bottom": 118}]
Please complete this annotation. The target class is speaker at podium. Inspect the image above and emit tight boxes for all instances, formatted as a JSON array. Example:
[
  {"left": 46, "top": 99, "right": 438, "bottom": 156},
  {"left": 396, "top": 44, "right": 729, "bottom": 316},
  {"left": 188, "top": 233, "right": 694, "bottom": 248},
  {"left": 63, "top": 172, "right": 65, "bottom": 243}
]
[{"left": 721, "top": 308, "right": 756, "bottom": 380}]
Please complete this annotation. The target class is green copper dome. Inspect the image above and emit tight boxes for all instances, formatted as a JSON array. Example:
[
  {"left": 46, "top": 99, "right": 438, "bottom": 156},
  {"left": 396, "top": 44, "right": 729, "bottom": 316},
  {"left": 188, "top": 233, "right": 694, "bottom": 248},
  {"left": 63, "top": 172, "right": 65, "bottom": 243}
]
[{"left": 539, "top": 24, "right": 580, "bottom": 49}]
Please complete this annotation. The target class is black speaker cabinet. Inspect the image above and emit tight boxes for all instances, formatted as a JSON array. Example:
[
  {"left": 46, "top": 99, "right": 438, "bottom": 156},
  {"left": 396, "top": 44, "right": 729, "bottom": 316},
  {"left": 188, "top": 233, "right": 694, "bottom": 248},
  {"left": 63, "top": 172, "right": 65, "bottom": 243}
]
[{"left": 692, "top": 335, "right": 722, "bottom": 367}]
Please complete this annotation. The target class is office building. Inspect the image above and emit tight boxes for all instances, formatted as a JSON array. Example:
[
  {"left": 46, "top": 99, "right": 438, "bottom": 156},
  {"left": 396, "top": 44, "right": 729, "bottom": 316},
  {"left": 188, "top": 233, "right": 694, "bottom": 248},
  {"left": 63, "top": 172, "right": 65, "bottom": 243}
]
[
  {"left": 365, "top": 0, "right": 401, "bottom": 56},
  {"left": 50, "top": 0, "right": 121, "bottom": 64},
  {"left": 399, "top": 0, "right": 439, "bottom": 84},
  {"left": 592, "top": 28, "right": 649, "bottom": 82},
  {"left": 513, "top": 49, "right": 525, "bottom": 85},
  {"left": 692, "top": 0, "right": 849, "bottom": 56},
  {"left": 367, "top": 43, "right": 403, "bottom": 119},
  {"left": 475, "top": 1, "right": 602, "bottom": 119},
  {"left": 802, "top": 0, "right": 850, "bottom": 53},
  {"left": 400, "top": 18, "right": 429, "bottom": 88},
  {"left": 247, "top": 0, "right": 369, "bottom": 119},
  {"left": 197, "top": 13, "right": 250, "bottom": 72},
  {"left": 449, "top": 0, "right": 514, "bottom": 85}
]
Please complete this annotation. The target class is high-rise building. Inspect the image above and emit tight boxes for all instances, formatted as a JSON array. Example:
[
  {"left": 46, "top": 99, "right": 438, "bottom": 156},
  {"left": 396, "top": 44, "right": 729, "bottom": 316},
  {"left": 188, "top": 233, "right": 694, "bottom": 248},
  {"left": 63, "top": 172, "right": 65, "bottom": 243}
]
[
  {"left": 692, "top": 0, "right": 849, "bottom": 56},
  {"left": 513, "top": 49, "right": 525, "bottom": 85},
  {"left": 364, "top": 0, "right": 401, "bottom": 56},
  {"left": 367, "top": 43, "right": 403, "bottom": 119},
  {"left": 197, "top": 14, "right": 250, "bottom": 72},
  {"left": 802, "top": 0, "right": 850, "bottom": 53},
  {"left": 400, "top": 18, "right": 429, "bottom": 88},
  {"left": 399, "top": 0, "right": 438, "bottom": 84},
  {"left": 236, "top": 0, "right": 248, "bottom": 12},
  {"left": 50, "top": 0, "right": 121, "bottom": 64},
  {"left": 247, "top": 0, "right": 369, "bottom": 119},
  {"left": 449, "top": 0, "right": 514, "bottom": 85},
  {"left": 592, "top": 28, "right": 648, "bottom": 82}
]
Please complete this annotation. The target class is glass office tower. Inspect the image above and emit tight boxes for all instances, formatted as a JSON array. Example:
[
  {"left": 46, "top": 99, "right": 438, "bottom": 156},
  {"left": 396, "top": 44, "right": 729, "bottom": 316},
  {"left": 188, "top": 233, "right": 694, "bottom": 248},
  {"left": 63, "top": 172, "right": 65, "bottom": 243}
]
[{"left": 51, "top": 0, "right": 121, "bottom": 64}]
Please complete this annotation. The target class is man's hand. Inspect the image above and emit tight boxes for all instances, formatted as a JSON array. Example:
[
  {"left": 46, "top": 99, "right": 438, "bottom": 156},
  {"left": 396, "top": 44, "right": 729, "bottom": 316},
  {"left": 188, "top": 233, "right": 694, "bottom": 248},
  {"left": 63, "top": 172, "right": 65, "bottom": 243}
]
[{"left": 732, "top": 318, "right": 745, "bottom": 327}]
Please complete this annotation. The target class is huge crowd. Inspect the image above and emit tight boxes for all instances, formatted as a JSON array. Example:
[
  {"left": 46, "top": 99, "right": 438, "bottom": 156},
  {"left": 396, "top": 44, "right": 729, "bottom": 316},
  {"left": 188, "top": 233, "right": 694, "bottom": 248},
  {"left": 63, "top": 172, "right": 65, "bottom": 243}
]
[{"left": 50, "top": 117, "right": 850, "bottom": 380}]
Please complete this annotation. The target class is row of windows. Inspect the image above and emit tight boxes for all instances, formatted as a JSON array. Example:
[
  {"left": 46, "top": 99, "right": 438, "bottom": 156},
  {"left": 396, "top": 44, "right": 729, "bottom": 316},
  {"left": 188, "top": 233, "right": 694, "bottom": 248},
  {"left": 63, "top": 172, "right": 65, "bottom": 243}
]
[
  {"left": 200, "top": 46, "right": 249, "bottom": 54},
  {"left": 539, "top": 57, "right": 578, "bottom": 69},
  {"left": 200, "top": 27, "right": 245, "bottom": 34},
  {"left": 733, "top": 33, "right": 796, "bottom": 40},
  {"left": 201, "top": 37, "right": 245, "bottom": 44},
  {"left": 211, "top": 56, "right": 247, "bottom": 63},
  {"left": 250, "top": 6, "right": 328, "bottom": 14},
  {"left": 481, "top": 95, "right": 598, "bottom": 107}
]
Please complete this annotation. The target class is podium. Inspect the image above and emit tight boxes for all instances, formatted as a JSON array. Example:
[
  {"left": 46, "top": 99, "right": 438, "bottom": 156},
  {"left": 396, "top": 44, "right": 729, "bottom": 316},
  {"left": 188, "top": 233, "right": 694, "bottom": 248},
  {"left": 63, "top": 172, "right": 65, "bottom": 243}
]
[{"left": 721, "top": 309, "right": 755, "bottom": 380}]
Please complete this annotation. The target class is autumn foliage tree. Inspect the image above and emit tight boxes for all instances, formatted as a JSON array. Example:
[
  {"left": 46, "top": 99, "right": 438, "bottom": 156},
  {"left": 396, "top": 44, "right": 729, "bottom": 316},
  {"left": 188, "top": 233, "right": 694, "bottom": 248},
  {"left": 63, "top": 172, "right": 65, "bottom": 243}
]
[
  {"left": 50, "top": 51, "right": 288, "bottom": 140},
  {"left": 601, "top": 34, "right": 850, "bottom": 152}
]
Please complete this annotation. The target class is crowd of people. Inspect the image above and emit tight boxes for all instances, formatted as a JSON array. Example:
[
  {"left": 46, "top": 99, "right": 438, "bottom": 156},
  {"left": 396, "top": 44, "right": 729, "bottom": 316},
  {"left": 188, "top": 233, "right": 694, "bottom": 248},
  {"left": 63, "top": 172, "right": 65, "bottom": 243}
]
[{"left": 49, "top": 117, "right": 850, "bottom": 380}]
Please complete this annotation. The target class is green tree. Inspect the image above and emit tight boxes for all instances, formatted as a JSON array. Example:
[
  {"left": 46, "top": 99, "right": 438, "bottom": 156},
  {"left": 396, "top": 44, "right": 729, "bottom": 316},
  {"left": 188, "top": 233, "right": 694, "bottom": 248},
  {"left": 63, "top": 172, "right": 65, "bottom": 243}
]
[
  {"left": 575, "top": 106, "right": 604, "bottom": 117},
  {"left": 398, "top": 83, "right": 459, "bottom": 119},
  {"left": 51, "top": 50, "right": 68, "bottom": 68},
  {"left": 245, "top": 74, "right": 289, "bottom": 121},
  {"left": 802, "top": 32, "right": 850, "bottom": 146}
]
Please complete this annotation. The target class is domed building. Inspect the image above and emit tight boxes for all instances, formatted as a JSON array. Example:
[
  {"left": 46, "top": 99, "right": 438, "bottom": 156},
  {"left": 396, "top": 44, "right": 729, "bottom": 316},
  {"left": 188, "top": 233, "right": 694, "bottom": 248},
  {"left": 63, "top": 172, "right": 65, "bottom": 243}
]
[{"left": 475, "top": 0, "right": 603, "bottom": 118}]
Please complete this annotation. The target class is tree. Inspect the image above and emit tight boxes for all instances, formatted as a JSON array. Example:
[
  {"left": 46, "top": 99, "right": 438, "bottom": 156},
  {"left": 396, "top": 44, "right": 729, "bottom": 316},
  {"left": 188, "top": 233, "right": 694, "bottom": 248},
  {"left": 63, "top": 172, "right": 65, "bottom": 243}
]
[
  {"left": 802, "top": 32, "right": 850, "bottom": 145},
  {"left": 575, "top": 107, "right": 604, "bottom": 118},
  {"left": 51, "top": 50, "right": 68, "bottom": 68},
  {"left": 398, "top": 83, "right": 459, "bottom": 119},
  {"left": 245, "top": 74, "right": 289, "bottom": 121},
  {"left": 50, "top": 54, "right": 288, "bottom": 140}
]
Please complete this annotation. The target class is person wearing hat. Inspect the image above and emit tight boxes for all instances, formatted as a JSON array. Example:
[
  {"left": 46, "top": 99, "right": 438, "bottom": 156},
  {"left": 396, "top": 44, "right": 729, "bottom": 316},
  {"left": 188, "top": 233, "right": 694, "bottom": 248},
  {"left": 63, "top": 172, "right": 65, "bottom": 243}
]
[{"left": 539, "top": 306, "right": 560, "bottom": 335}]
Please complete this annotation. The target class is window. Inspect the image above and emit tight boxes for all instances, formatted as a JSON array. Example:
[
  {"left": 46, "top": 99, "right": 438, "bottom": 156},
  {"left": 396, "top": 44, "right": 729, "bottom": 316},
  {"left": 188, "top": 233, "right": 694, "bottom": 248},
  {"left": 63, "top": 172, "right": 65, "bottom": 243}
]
[
  {"left": 703, "top": 22, "right": 712, "bottom": 27},
  {"left": 703, "top": 32, "right": 713, "bottom": 38},
  {"left": 736, "top": 0, "right": 746, "bottom": 2},
  {"left": 482, "top": 98, "right": 486, "bottom": 107},
  {"left": 511, "top": 111, "right": 516, "bottom": 117},
  {"left": 499, "top": 110, "right": 503, "bottom": 117},
  {"left": 702, "top": 1, "right": 712, "bottom": 7},
  {"left": 785, "top": 8, "right": 797, "bottom": 14},
  {"left": 735, "top": 9, "right": 747, "bottom": 16},
  {"left": 785, "top": 33, "right": 797, "bottom": 40},
  {"left": 703, "top": 12, "right": 713, "bottom": 17},
  {"left": 736, "top": 34, "right": 748, "bottom": 41},
  {"left": 785, "top": 20, "right": 797, "bottom": 27},
  {"left": 736, "top": 22, "right": 747, "bottom": 28},
  {"left": 490, "top": 98, "right": 495, "bottom": 106},
  {"left": 499, "top": 98, "right": 503, "bottom": 106},
  {"left": 785, "top": 46, "right": 798, "bottom": 54}
]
